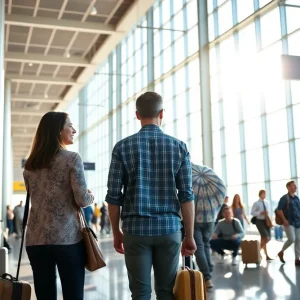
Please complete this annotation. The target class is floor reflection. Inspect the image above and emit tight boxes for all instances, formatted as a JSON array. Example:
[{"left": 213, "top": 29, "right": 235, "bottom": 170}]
[{"left": 6, "top": 235, "right": 300, "bottom": 300}]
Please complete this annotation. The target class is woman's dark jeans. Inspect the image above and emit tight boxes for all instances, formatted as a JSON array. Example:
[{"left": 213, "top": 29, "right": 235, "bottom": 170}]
[{"left": 26, "top": 240, "right": 85, "bottom": 300}]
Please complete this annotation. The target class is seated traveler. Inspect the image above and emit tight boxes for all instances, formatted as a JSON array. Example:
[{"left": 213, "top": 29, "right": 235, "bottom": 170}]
[{"left": 210, "top": 207, "right": 244, "bottom": 265}]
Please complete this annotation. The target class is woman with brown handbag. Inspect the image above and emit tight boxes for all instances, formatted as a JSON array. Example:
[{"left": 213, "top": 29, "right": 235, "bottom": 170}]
[
  {"left": 251, "top": 190, "right": 273, "bottom": 260},
  {"left": 24, "top": 112, "right": 94, "bottom": 300}
]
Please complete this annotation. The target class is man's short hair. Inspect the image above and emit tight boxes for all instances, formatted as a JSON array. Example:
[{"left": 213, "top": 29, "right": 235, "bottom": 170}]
[
  {"left": 136, "top": 92, "right": 163, "bottom": 118},
  {"left": 286, "top": 181, "right": 295, "bottom": 189},
  {"left": 259, "top": 190, "right": 266, "bottom": 197},
  {"left": 222, "top": 206, "right": 230, "bottom": 214}
]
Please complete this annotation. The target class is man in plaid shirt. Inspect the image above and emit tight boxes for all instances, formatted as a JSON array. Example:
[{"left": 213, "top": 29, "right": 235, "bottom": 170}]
[{"left": 106, "top": 92, "right": 196, "bottom": 300}]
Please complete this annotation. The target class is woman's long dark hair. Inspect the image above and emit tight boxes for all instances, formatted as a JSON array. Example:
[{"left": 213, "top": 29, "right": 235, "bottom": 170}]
[{"left": 24, "top": 112, "right": 68, "bottom": 171}]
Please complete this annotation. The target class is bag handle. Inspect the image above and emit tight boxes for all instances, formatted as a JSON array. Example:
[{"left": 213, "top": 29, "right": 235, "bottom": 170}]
[
  {"left": 78, "top": 208, "right": 98, "bottom": 241},
  {"left": 16, "top": 191, "right": 30, "bottom": 280}
]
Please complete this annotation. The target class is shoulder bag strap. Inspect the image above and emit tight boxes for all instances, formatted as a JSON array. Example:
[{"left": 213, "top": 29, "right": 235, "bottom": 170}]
[
  {"left": 16, "top": 192, "right": 30, "bottom": 280},
  {"left": 287, "top": 194, "right": 290, "bottom": 210}
]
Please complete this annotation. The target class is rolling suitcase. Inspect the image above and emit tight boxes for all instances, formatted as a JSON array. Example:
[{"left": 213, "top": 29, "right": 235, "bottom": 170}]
[
  {"left": 0, "top": 247, "right": 8, "bottom": 276},
  {"left": 173, "top": 257, "right": 206, "bottom": 300},
  {"left": 0, "top": 192, "right": 32, "bottom": 299},
  {"left": 241, "top": 240, "right": 261, "bottom": 268}
]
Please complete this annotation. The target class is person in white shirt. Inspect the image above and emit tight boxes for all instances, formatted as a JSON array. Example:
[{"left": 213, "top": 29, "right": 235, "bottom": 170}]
[{"left": 251, "top": 190, "right": 272, "bottom": 260}]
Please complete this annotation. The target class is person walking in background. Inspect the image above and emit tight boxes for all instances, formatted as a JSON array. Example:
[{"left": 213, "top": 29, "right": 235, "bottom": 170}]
[
  {"left": 24, "top": 112, "right": 94, "bottom": 300},
  {"left": 251, "top": 190, "right": 273, "bottom": 260},
  {"left": 6, "top": 205, "right": 14, "bottom": 237},
  {"left": 192, "top": 163, "right": 224, "bottom": 289},
  {"left": 216, "top": 196, "right": 229, "bottom": 223},
  {"left": 106, "top": 92, "right": 196, "bottom": 300},
  {"left": 83, "top": 205, "right": 94, "bottom": 227},
  {"left": 210, "top": 207, "right": 244, "bottom": 266},
  {"left": 277, "top": 181, "right": 300, "bottom": 265},
  {"left": 13, "top": 201, "right": 25, "bottom": 238},
  {"left": 231, "top": 194, "right": 250, "bottom": 229},
  {"left": 100, "top": 202, "right": 109, "bottom": 234},
  {"left": 92, "top": 203, "right": 101, "bottom": 232}
]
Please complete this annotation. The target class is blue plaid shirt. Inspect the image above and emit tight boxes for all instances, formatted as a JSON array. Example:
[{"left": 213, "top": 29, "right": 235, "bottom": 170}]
[
  {"left": 105, "top": 124, "right": 194, "bottom": 236},
  {"left": 278, "top": 194, "right": 300, "bottom": 228}
]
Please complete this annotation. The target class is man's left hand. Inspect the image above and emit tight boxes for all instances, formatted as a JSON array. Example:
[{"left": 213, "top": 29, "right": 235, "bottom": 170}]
[{"left": 113, "top": 230, "right": 124, "bottom": 254}]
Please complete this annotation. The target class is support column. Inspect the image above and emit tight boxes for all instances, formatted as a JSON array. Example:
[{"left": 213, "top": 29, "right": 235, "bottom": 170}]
[
  {"left": 0, "top": 0, "right": 6, "bottom": 247},
  {"left": 78, "top": 88, "right": 88, "bottom": 161},
  {"left": 2, "top": 79, "right": 13, "bottom": 233},
  {"left": 198, "top": 0, "right": 213, "bottom": 168}
]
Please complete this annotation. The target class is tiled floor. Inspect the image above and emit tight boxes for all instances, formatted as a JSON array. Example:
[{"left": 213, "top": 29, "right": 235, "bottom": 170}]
[{"left": 6, "top": 234, "right": 300, "bottom": 300}]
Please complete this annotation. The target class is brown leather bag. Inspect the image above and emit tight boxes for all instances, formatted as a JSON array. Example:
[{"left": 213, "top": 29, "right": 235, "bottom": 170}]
[
  {"left": 78, "top": 209, "right": 106, "bottom": 272},
  {"left": 275, "top": 194, "right": 290, "bottom": 225}
]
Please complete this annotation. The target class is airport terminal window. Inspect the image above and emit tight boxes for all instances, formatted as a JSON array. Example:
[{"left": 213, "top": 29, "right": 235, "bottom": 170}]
[
  {"left": 288, "top": 31, "right": 300, "bottom": 57},
  {"left": 266, "top": 110, "right": 288, "bottom": 145},
  {"left": 222, "top": 95, "right": 239, "bottom": 127},
  {"left": 237, "top": 0, "right": 254, "bottom": 23},
  {"left": 246, "top": 148, "right": 265, "bottom": 183},
  {"left": 296, "top": 139, "right": 300, "bottom": 176},
  {"left": 293, "top": 104, "right": 300, "bottom": 138},
  {"left": 260, "top": 9, "right": 281, "bottom": 48},
  {"left": 247, "top": 182, "right": 266, "bottom": 207},
  {"left": 244, "top": 118, "right": 263, "bottom": 150},
  {"left": 269, "top": 142, "right": 291, "bottom": 181},
  {"left": 291, "top": 81, "right": 300, "bottom": 105},
  {"left": 226, "top": 153, "right": 242, "bottom": 185},
  {"left": 285, "top": 6, "right": 300, "bottom": 34},
  {"left": 241, "top": 90, "right": 261, "bottom": 121},
  {"left": 218, "top": 1, "right": 233, "bottom": 36},
  {"left": 72, "top": 0, "right": 300, "bottom": 209},
  {"left": 224, "top": 125, "right": 241, "bottom": 155},
  {"left": 259, "top": 0, "right": 273, "bottom": 8}
]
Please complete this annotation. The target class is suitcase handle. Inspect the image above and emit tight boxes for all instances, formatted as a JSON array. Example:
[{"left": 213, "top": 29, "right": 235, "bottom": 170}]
[
  {"left": 182, "top": 256, "right": 193, "bottom": 269},
  {"left": 1, "top": 273, "right": 16, "bottom": 281}
]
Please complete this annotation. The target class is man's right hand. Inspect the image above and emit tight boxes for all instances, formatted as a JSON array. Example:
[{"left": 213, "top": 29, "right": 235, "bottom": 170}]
[
  {"left": 113, "top": 230, "right": 124, "bottom": 254},
  {"left": 181, "top": 236, "right": 197, "bottom": 256},
  {"left": 283, "top": 220, "right": 289, "bottom": 227}
]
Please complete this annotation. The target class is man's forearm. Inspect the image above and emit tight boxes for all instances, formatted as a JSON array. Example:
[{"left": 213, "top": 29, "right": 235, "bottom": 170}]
[
  {"left": 181, "top": 201, "right": 195, "bottom": 238},
  {"left": 108, "top": 204, "right": 121, "bottom": 234}
]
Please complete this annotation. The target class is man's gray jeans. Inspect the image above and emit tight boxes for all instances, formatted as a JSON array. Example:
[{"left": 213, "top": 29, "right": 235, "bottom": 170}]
[
  {"left": 194, "top": 222, "right": 215, "bottom": 281},
  {"left": 123, "top": 231, "right": 181, "bottom": 300}
]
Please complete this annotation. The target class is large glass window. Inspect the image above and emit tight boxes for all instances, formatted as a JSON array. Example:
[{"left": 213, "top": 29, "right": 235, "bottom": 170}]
[{"left": 67, "top": 0, "right": 299, "bottom": 211}]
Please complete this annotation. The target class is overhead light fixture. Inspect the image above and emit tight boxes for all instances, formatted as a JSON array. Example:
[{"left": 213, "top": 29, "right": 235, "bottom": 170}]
[
  {"left": 65, "top": 51, "right": 71, "bottom": 58},
  {"left": 28, "top": 63, "right": 33, "bottom": 67},
  {"left": 44, "top": 94, "right": 48, "bottom": 99},
  {"left": 90, "top": 6, "right": 97, "bottom": 15}
]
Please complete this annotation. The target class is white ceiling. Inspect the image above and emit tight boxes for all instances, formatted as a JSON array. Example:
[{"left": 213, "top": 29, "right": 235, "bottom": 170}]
[{"left": 4, "top": 0, "right": 156, "bottom": 167}]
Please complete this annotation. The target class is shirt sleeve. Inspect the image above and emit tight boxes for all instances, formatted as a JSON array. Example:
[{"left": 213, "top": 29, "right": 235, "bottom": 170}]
[
  {"left": 105, "top": 145, "right": 125, "bottom": 206},
  {"left": 251, "top": 201, "right": 261, "bottom": 217},
  {"left": 70, "top": 152, "right": 94, "bottom": 207},
  {"left": 278, "top": 196, "right": 287, "bottom": 211},
  {"left": 235, "top": 219, "right": 245, "bottom": 239},
  {"left": 175, "top": 146, "right": 195, "bottom": 204}
]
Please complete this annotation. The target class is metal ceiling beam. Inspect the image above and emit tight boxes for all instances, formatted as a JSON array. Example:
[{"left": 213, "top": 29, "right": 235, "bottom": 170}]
[
  {"left": 5, "top": 14, "right": 117, "bottom": 34},
  {"left": 8, "top": 75, "right": 77, "bottom": 85},
  {"left": 11, "top": 123, "right": 38, "bottom": 128},
  {"left": 58, "top": 0, "right": 157, "bottom": 111},
  {"left": 11, "top": 110, "right": 46, "bottom": 116},
  {"left": 5, "top": 52, "right": 92, "bottom": 67},
  {"left": 12, "top": 134, "right": 34, "bottom": 138},
  {"left": 12, "top": 94, "right": 63, "bottom": 103}
]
